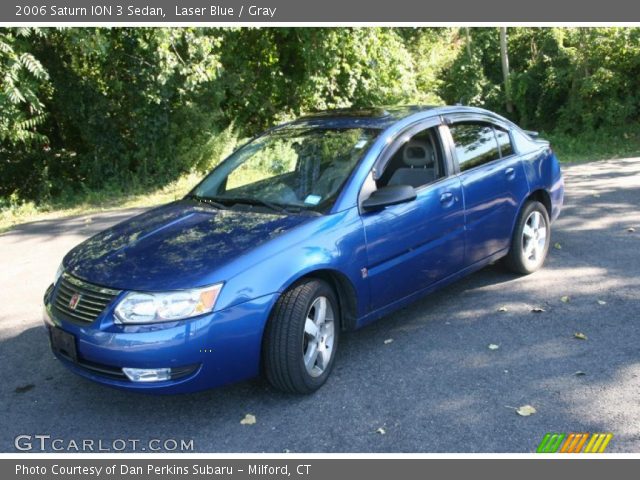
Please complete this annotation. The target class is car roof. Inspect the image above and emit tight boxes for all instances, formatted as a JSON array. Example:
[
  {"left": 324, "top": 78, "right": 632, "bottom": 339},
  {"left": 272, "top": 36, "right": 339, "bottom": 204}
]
[{"left": 288, "top": 105, "right": 508, "bottom": 130}]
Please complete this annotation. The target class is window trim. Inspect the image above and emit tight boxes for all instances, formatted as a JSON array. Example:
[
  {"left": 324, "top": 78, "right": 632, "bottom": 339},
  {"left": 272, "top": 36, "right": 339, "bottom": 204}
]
[
  {"left": 493, "top": 124, "right": 516, "bottom": 160},
  {"left": 443, "top": 114, "right": 517, "bottom": 174},
  {"left": 372, "top": 118, "right": 447, "bottom": 180},
  {"left": 357, "top": 118, "right": 453, "bottom": 210}
]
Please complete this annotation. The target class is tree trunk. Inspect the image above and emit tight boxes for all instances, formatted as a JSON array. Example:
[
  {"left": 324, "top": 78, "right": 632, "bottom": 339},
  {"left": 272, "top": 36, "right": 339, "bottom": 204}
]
[{"left": 500, "top": 27, "right": 514, "bottom": 114}]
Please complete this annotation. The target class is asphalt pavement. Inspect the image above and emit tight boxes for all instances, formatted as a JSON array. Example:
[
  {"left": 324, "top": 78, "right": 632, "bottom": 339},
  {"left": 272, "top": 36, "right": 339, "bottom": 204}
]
[{"left": 1, "top": 158, "right": 639, "bottom": 452}]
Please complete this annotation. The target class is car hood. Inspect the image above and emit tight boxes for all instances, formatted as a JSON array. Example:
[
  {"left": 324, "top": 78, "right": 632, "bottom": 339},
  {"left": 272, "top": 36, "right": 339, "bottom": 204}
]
[{"left": 64, "top": 200, "right": 311, "bottom": 291}]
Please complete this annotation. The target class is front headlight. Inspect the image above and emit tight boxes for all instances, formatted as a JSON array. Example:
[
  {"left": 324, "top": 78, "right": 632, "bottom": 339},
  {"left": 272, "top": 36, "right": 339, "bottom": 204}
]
[{"left": 114, "top": 283, "right": 223, "bottom": 324}]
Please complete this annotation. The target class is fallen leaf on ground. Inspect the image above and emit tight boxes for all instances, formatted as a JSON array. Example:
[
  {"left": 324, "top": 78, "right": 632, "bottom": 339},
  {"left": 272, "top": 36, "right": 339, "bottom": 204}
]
[
  {"left": 488, "top": 344, "right": 500, "bottom": 350},
  {"left": 531, "top": 307, "right": 546, "bottom": 313},
  {"left": 383, "top": 338, "right": 394, "bottom": 345},
  {"left": 574, "top": 371, "right": 586, "bottom": 376},
  {"left": 516, "top": 405, "right": 537, "bottom": 417},
  {"left": 498, "top": 306, "right": 508, "bottom": 312},
  {"left": 554, "top": 242, "right": 562, "bottom": 250},
  {"left": 376, "top": 428, "right": 386, "bottom": 435},
  {"left": 240, "top": 414, "right": 256, "bottom": 425},
  {"left": 574, "top": 332, "right": 588, "bottom": 340},
  {"left": 597, "top": 300, "right": 607, "bottom": 305},
  {"left": 560, "top": 296, "right": 570, "bottom": 303}
]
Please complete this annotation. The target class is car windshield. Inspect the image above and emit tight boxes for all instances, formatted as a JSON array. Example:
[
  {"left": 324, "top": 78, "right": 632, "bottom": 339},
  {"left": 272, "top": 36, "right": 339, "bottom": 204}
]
[{"left": 191, "top": 126, "right": 380, "bottom": 213}]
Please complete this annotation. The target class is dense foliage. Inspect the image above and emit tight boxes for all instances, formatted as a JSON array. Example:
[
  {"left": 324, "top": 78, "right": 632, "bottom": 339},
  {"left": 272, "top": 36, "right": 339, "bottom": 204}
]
[{"left": 1, "top": 27, "right": 639, "bottom": 205}]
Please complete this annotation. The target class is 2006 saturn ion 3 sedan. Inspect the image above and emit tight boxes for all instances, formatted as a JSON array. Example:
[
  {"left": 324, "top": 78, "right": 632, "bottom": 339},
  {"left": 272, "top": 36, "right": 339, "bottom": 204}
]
[{"left": 43, "top": 106, "right": 564, "bottom": 394}]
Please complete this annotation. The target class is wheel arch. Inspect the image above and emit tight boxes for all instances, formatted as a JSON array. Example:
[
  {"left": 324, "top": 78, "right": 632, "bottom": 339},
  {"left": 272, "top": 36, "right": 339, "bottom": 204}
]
[
  {"left": 510, "top": 188, "right": 552, "bottom": 240},
  {"left": 279, "top": 269, "right": 359, "bottom": 332},
  {"left": 527, "top": 188, "right": 552, "bottom": 217}
]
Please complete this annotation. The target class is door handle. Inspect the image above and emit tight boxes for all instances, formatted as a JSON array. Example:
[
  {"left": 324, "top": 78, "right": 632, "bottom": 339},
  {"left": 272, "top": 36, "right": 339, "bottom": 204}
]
[
  {"left": 440, "top": 192, "right": 455, "bottom": 205},
  {"left": 505, "top": 167, "right": 516, "bottom": 179}
]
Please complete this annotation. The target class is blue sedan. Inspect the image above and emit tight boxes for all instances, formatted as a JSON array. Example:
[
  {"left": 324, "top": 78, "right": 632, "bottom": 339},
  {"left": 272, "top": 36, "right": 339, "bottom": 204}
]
[{"left": 43, "top": 106, "right": 564, "bottom": 394}]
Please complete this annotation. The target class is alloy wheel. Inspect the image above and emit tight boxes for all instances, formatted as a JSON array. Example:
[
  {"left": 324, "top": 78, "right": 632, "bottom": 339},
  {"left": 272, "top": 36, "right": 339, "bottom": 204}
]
[
  {"left": 522, "top": 210, "right": 547, "bottom": 268},
  {"left": 302, "top": 296, "right": 336, "bottom": 378}
]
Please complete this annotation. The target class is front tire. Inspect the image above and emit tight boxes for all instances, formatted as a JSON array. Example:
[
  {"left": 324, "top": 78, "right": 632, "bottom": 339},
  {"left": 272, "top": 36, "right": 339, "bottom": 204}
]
[
  {"left": 263, "top": 279, "right": 340, "bottom": 394},
  {"left": 504, "top": 200, "right": 551, "bottom": 274}
]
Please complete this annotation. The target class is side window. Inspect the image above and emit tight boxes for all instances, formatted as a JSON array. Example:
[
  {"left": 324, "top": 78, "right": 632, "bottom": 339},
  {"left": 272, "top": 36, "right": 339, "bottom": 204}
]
[
  {"left": 449, "top": 122, "right": 500, "bottom": 172},
  {"left": 377, "top": 127, "right": 445, "bottom": 190},
  {"left": 494, "top": 126, "right": 514, "bottom": 157}
]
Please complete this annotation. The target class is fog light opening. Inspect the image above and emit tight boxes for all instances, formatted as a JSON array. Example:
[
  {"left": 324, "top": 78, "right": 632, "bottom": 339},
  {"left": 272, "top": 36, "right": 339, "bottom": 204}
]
[{"left": 122, "top": 367, "right": 172, "bottom": 382}]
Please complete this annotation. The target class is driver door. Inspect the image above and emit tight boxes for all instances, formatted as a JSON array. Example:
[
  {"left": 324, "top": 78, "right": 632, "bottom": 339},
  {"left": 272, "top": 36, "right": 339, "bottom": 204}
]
[{"left": 360, "top": 123, "right": 465, "bottom": 311}]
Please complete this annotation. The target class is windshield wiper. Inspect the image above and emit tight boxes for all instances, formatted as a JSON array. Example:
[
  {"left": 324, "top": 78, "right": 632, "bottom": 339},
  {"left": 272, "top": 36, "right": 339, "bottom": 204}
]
[
  {"left": 188, "top": 194, "right": 321, "bottom": 216},
  {"left": 217, "top": 196, "right": 311, "bottom": 215},
  {"left": 226, "top": 197, "right": 294, "bottom": 214},
  {"left": 185, "top": 194, "right": 228, "bottom": 210}
]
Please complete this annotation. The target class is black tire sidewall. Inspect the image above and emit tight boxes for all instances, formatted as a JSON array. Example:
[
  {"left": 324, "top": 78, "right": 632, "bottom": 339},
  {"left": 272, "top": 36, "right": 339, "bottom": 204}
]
[{"left": 263, "top": 278, "right": 341, "bottom": 394}]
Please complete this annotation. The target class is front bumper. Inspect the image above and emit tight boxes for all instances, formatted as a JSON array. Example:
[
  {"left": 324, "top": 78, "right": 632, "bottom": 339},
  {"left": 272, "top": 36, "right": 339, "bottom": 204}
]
[{"left": 43, "top": 286, "right": 278, "bottom": 394}]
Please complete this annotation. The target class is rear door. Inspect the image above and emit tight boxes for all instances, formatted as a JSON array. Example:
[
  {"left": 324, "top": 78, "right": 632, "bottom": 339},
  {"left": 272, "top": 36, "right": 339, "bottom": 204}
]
[
  {"left": 443, "top": 116, "right": 529, "bottom": 265},
  {"left": 360, "top": 121, "right": 465, "bottom": 311}
]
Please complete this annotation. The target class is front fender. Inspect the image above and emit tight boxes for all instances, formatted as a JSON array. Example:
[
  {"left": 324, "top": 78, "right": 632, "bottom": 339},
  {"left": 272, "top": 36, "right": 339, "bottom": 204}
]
[{"left": 213, "top": 207, "right": 370, "bottom": 319}]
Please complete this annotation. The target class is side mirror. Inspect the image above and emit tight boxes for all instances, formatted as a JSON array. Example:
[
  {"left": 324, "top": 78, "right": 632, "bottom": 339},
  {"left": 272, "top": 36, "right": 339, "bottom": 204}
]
[{"left": 362, "top": 185, "right": 417, "bottom": 211}]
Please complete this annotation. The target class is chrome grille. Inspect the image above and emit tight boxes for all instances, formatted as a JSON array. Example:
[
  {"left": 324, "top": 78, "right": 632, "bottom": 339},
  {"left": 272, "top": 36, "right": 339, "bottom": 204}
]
[{"left": 52, "top": 273, "right": 120, "bottom": 324}]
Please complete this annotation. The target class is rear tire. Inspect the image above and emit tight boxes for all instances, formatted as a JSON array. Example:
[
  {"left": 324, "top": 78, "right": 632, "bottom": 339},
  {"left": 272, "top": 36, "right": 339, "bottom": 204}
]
[
  {"left": 263, "top": 279, "right": 340, "bottom": 394},
  {"left": 504, "top": 200, "right": 551, "bottom": 274}
]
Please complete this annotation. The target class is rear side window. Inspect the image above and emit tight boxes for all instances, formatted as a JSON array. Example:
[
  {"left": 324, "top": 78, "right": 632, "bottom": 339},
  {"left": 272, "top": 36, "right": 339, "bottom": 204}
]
[
  {"left": 449, "top": 122, "right": 500, "bottom": 172},
  {"left": 494, "top": 126, "right": 514, "bottom": 157}
]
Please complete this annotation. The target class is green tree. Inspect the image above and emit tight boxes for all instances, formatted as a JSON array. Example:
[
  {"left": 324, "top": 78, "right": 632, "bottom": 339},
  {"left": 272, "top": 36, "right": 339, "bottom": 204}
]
[
  {"left": 0, "top": 28, "right": 49, "bottom": 146},
  {"left": 37, "top": 28, "right": 225, "bottom": 189},
  {"left": 3, "top": 27, "right": 640, "bottom": 207}
]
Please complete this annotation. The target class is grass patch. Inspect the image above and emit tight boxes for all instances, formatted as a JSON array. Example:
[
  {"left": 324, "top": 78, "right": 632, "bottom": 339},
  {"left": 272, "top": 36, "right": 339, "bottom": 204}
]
[{"left": 546, "top": 127, "right": 640, "bottom": 163}]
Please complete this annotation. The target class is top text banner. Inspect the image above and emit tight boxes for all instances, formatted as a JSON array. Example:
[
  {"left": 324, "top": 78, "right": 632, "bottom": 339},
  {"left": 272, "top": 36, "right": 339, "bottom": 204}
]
[{"left": 3, "top": 0, "right": 640, "bottom": 22}]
